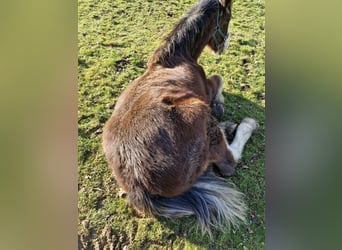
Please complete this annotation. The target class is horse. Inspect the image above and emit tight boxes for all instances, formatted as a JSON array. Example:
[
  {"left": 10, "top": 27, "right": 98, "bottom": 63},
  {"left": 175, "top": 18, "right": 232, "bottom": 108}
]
[{"left": 102, "top": 0, "right": 258, "bottom": 234}]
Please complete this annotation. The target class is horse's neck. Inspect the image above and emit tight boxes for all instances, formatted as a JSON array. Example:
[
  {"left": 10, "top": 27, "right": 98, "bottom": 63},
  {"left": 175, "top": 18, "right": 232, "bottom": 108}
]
[{"left": 149, "top": 14, "right": 215, "bottom": 68}]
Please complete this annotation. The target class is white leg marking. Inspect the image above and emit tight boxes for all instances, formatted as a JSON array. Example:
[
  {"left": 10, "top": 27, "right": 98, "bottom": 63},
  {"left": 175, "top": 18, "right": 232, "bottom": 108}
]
[{"left": 228, "top": 118, "right": 258, "bottom": 162}]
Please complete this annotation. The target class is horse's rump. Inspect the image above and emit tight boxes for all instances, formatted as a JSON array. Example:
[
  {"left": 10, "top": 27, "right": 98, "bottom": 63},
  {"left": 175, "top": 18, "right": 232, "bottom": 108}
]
[{"left": 103, "top": 78, "right": 213, "bottom": 197}]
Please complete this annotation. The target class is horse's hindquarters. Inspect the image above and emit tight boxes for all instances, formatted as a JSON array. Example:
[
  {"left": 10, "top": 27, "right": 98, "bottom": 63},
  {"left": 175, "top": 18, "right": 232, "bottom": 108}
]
[{"left": 103, "top": 98, "right": 213, "bottom": 198}]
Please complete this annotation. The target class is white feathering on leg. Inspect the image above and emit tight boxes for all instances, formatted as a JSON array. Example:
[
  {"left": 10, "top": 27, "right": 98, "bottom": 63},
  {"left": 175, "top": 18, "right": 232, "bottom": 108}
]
[{"left": 229, "top": 118, "right": 258, "bottom": 162}]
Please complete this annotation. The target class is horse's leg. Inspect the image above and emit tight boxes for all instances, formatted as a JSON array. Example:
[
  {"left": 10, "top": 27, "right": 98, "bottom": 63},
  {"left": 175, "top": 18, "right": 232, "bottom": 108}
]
[
  {"left": 206, "top": 77, "right": 259, "bottom": 175},
  {"left": 207, "top": 75, "right": 225, "bottom": 120},
  {"left": 221, "top": 118, "right": 259, "bottom": 163},
  {"left": 219, "top": 121, "right": 238, "bottom": 144},
  {"left": 207, "top": 117, "right": 237, "bottom": 176},
  {"left": 208, "top": 117, "right": 258, "bottom": 176}
]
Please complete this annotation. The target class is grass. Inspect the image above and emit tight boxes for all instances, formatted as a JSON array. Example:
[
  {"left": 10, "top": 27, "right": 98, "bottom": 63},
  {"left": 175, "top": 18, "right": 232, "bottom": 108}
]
[{"left": 78, "top": 0, "right": 265, "bottom": 249}]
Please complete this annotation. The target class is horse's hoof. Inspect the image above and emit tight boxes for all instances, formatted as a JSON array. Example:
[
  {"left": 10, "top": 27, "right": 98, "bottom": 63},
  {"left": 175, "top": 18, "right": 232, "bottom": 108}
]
[
  {"left": 211, "top": 102, "right": 225, "bottom": 121},
  {"left": 241, "top": 117, "right": 259, "bottom": 134}
]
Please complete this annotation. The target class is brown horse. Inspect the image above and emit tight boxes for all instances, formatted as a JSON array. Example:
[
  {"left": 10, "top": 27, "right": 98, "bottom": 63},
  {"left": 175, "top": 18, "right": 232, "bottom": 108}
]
[{"left": 102, "top": 0, "right": 258, "bottom": 234}]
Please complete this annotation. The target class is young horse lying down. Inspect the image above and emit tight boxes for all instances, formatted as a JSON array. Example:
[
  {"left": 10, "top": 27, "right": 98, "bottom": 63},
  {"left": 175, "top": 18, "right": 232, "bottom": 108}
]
[{"left": 103, "top": 0, "right": 258, "bottom": 234}]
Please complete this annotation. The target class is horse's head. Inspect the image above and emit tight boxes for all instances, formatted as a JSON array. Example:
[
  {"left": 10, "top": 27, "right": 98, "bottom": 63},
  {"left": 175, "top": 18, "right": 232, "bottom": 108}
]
[{"left": 208, "top": 0, "right": 233, "bottom": 55}]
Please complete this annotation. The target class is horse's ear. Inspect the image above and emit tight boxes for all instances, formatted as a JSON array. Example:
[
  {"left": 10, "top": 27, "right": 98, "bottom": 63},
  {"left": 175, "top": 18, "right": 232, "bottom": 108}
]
[{"left": 219, "top": 0, "right": 232, "bottom": 8}]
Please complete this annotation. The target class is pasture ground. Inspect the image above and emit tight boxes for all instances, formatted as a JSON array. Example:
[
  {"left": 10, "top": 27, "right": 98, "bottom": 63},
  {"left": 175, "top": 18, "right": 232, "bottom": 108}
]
[{"left": 78, "top": 0, "right": 265, "bottom": 249}]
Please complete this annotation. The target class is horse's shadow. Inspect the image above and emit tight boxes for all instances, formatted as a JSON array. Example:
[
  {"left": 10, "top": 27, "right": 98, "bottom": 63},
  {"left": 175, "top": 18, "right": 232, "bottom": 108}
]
[{"left": 154, "top": 91, "right": 265, "bottom": 248}]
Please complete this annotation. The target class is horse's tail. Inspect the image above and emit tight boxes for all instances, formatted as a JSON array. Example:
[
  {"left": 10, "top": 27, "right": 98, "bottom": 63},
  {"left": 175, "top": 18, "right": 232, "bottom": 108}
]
[{"left": 127, "top": 174, "right": 247, "bottom": 235}]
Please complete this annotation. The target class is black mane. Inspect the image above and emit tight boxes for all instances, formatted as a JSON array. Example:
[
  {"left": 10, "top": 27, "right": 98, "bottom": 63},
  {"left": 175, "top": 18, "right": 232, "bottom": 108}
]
[{"left": 149, "top": 0, "right": 220, "bottom": 67}]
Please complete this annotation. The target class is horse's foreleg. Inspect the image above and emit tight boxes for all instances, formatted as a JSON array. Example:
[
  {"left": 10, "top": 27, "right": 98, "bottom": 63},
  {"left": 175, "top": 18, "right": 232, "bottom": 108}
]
[
  {"left": 207, "top": 75, "right": 225, "bottom": 120},
  {"left": 208, "top": 75, "right": 224, "bottom": 103}
]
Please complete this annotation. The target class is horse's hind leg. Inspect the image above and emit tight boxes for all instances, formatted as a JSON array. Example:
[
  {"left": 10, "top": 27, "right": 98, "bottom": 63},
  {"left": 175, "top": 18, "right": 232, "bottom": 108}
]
[
  {"left": 210, "top": 118, "right": 258, "bottom": 176},
  {"left": 221, "top": 118, "right": 259, "bottom": 163},
  {"left": 207, "top": 117, "right": 237, "bottom": 176},
  {"left": 220, "top": 121, "right": 238, "bottom": 143}
]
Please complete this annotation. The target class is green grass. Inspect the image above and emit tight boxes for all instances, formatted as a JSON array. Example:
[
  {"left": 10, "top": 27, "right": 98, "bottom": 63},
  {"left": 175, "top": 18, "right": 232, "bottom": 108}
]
[{"left": 78, "top": 0, "right": 265, "bottom": 249}]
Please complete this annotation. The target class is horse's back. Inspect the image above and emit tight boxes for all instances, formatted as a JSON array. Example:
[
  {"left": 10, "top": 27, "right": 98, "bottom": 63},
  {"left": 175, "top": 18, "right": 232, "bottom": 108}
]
[{"left": 103, "top": 71, "right": 211, "bottom": 197}]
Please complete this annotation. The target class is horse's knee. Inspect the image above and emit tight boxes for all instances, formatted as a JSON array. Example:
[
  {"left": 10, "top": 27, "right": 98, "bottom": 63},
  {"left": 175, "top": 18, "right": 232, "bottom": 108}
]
[{"left": 208, "top": 74, "right": 223, "bottom": 86}]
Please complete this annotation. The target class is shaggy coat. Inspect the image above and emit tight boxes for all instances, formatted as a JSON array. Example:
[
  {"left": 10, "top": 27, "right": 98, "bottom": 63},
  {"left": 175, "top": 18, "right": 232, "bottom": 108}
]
[{"left": 102, "top": 0, "right": 254, "bottom": 234}]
